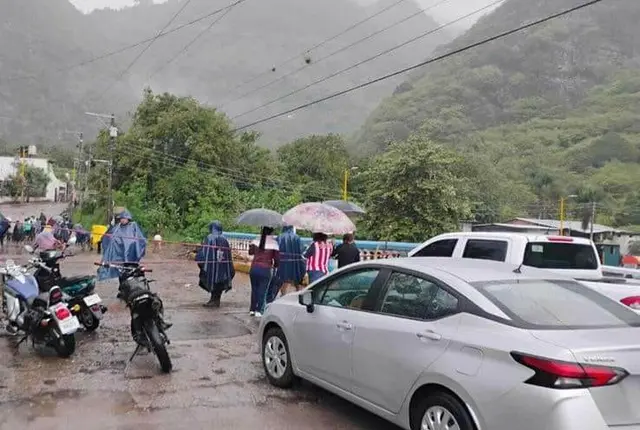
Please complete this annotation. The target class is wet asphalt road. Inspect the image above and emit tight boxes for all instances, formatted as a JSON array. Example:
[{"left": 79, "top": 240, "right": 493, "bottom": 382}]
[
  {"left": 0, "top": 202, "right": 69, "bottom": 221},
  {"left": 0, "top": 249, "right": 399, "bottom": 430}
]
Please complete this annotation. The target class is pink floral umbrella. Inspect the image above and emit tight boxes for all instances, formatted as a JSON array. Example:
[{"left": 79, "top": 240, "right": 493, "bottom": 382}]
[{"left": 283, "top": 202, "right": 356, "bottom": 235}]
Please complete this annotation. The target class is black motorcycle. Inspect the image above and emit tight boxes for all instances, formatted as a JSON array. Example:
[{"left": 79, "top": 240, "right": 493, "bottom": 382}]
[
  {"left": 25, "top": 246, "right": 107, "bottom": 331},
  {"left": 95, "top": 262, "right": 172, "bottom": 373}
]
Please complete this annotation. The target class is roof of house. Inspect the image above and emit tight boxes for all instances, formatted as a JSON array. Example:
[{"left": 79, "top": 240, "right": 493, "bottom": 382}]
[
  {"left": 510, "top": 217, "right": 626, "bottom": 234},
  {"left": 473, "top": 222, "right": 553, "bottom": 231}
]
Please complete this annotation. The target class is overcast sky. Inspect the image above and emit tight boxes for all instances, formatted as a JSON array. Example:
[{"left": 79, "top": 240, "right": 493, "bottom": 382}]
[{"left": 68, "top": 0, "right": 496, "bottom": 25}]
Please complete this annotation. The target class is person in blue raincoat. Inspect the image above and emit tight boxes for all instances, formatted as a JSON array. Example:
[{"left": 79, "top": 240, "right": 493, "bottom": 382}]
[
  {"left": 196, "top": 221, "right": 235, "bottom": 308},
  {"left": 97, "top": 209, "right": 147, "bottom": 281},
  {"left": 274, "top": 225, "right": 305, "bottom": 297}
]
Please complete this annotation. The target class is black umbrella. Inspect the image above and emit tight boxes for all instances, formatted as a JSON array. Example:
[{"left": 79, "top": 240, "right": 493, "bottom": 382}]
[
  {"left": 236, "top": 208, "right": 284, "bottom": 228},
  {"left": 323, "top": 200, "right": 366, "bottom": 216}
]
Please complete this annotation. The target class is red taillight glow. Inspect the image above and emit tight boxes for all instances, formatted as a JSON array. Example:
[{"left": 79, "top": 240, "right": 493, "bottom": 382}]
[
  {"left": 621, "top": 296, "right": 640, "bottom": 310},
  {"left": 547, "top": 236, "right": 574, "bottom": 242},
  {"left": 511, "top": 352, "right": 628, "bottom": 389},
  {"left": 49, "top": 289, "right": 62, "bottom": 304},
  {"left": 55, "top": 307, "right": 71, "bottom": 320}
]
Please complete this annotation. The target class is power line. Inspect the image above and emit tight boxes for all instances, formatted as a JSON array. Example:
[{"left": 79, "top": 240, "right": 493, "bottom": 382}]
[
  {"left": 232, "top": 0, "right": 605, "bottom": 131},
  {"left": 1, "top": 0, "right": 246, "bottom": 84},
  {"left": 120, "top": 143, "right": 591, "bottom": 217},
  {"left": 220, "top": 0, "right": 410, "bottom": 101},
  {"left": 95, "top": 0, "right": 195, "bottom": 102},
  {"left": 231, "top": 0, "right": 503, "bottom": 121},
  {"left": 221, "top": 0, "right": 454, "bottom": 110},
  {"left": 147, "top": 0, "right": 246, "bottom": 82}
]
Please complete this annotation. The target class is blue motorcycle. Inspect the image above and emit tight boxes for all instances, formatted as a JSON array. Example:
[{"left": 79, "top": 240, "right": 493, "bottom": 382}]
[
  {"left": 1, "top": 260, "right": 80, "bottom": 357},
  {"left": 25, "top": 244, "right": 106, "bottom": 332}
]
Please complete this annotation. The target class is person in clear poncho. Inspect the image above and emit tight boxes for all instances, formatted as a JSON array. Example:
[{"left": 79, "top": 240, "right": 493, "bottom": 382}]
[
  {"left": 98, "top": 209, "right": 147, "bottom": 281},
  {"left": 98, "top": 209, "right": 171, "bottom": 330},
  {"left": 196, "top": 221, "right": 235, "bottom": 308}
]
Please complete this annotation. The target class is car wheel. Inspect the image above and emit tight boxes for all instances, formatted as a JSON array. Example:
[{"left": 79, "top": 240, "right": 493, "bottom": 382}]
[
  {"left": 262, "top": 327, "right": 295, "bottom": 388},
  {"left": 411, "top": 391, "right": 475, "bottom": 430}
]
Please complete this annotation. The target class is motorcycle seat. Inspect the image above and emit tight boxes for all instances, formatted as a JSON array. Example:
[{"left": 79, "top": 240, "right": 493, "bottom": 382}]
[
  {"left": 28, "top": 293, "right": 50, "bottom": 308},
  {"left": 58, "top": 276, "right": 96, "bottom": 295},
  {"left": 59, "top": 275, "right": 95, "bottom": 286}
]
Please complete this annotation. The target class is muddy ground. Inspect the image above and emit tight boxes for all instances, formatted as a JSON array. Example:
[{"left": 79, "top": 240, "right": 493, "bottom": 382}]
[{"left": 0, "top": 247, "right": 398, "bottom": 430}]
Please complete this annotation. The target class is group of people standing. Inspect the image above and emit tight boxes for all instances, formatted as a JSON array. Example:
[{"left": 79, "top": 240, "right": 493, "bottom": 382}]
[
  {"left": 0, "top": 212, "right": 60, "bottom": 250},
  {"left": 195, "top": 221, "right": 361, "bottom": 317}
]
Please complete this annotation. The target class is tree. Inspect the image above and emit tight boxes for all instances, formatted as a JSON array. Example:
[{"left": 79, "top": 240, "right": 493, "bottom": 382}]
[
  {"left": 359, "top": 135, "right": 473, "bottom": 242},
  {"left": 2, "top": 166, "right": 49, "bottom": 199},
  {"left": 628, "top": 241, "right": 640, "bottom": 256},
  {"left": 277, "top": 134, "right": 350, "bottom": 201}
]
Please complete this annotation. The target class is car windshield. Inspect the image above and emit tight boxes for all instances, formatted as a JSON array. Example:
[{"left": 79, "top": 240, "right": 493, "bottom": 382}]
[
  {"left": 523, "top": 242, "right": 598, "bottom": 270},
  {"left": 472, "top": 279, "right": 640, "bottom": 330}
]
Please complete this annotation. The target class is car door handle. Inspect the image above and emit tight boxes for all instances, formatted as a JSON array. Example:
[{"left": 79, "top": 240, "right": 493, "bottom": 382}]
[
  {"left": 417, "top": 330, "right": 442, "bottom": 341},
  {"left": 336, "top": 321, "right": 353, "bottom": 331}
]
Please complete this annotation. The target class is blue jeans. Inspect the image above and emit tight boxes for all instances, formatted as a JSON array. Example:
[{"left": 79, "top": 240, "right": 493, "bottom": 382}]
[
  {"left": 250, "top": 266, "right": 272, "bottom": 313},
  {"left": 308, "top": 270, "right": 325, "bottom": 284}
]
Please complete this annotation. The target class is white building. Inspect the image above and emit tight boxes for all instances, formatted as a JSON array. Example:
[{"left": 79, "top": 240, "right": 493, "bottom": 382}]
[{"left": 0, "top": 156, "right": 67, "bottom": 202}]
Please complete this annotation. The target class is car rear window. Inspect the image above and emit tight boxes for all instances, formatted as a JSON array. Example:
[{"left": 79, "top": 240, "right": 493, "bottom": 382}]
[
  {"left": 523, "top": 242, "right": 598, "bottom": 270},
  {"left": 472, "top": 279, "right": 640, "bottom": 330}
]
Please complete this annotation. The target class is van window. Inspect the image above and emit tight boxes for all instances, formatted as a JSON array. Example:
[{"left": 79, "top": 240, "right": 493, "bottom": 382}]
[
  {"left": 413, "top": 239, "right": 457, "bottom": 257},
  {"left": 462, "top": 239, "right": 508, "bottom": 262},
  {"left": 523, "top": 242, "right": 598, "bottom": 270}
]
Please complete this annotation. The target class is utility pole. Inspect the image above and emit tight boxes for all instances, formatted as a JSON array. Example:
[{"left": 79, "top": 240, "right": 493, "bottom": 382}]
[
  {"left": 590, "top": 201, "right": 596, "bottom": 242},
  {"left": 18, "top": 146, "right": 26, "bottom": 204},
  {"left": 108, "top": 114, "right": 117, "bottom": 225},
  {"left": 76, "top": 132, "right": 84, "bottom": 210},
  {"left": 83, "top": 145, "right": 92, "bottom": 206},
  {"left": 85, "top": 112, "right": 117, "bottom": 225}
]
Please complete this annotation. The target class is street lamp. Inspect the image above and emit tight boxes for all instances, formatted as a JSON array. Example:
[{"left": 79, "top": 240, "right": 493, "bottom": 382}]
[
  {"left": 342, "top": 167, "right": 358, "bottom": 201},
  {"left": 560, "top": 194, "right": 578, "bottom": 236}
]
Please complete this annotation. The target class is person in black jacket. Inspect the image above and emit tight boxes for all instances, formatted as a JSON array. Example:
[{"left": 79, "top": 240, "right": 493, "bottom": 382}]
[{"left": 332, "top": 233, "right": 360, "bottom": 269}]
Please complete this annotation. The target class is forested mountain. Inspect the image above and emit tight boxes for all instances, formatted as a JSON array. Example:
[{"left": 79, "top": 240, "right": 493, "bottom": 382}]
[
  {"left": 0, "top": 0, "right": 450, "bottom": 147},
  {"left": 355, "top": 0, "right": 640, "bottom": 227}
]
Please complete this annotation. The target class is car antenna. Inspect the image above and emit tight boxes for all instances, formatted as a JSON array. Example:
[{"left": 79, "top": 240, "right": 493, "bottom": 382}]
[{"left": 513, "top": 236, "right": 529, "bottom": 274}]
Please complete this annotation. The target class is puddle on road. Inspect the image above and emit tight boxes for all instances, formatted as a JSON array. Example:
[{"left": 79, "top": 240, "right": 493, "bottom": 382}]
[
  {"left": 167, "top": 314, "right": 251, "bottom": 341},
  {"left": 0, "top": 389, "right": 139, "bottom": 424}
]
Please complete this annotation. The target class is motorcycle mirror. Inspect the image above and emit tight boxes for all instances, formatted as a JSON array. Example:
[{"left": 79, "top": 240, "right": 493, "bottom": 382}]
[{"left": 24, "top": 245, "right": 34, "bottom": 254}]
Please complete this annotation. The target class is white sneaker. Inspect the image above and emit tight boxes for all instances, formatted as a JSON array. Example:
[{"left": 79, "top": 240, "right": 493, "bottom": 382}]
[
  {"left": 254, "top": 312, "right": 262, "bottom": 317},
  {"left": 249, "top": 311, "right": 255, "bottom": 316}
]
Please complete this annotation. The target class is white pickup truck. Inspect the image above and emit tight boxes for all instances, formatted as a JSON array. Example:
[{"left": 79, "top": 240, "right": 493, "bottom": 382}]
[{"left": 408, "top": 232, "right": 640, "bottom": 310}]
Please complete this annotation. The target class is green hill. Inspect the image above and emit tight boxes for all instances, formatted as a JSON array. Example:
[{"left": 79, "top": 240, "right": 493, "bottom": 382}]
[{"left": 354, "top": 0, "right": 640, "bottom": 226}]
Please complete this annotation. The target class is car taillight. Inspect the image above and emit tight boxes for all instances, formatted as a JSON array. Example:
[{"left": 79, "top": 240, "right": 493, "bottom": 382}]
[
  {"left": 55, "top": 307, "right": 71, "bottom": 320},
  {"left": 621, "top": 296, "right": 640, "bottom": 310},
  {"left": 511, "top": 352, "right": 628, "bottom": 389}
]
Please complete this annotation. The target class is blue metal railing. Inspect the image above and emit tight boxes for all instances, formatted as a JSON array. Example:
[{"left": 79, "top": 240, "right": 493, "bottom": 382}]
[{"left": 225, "top": 232, "right": 420, "bottom": 254}]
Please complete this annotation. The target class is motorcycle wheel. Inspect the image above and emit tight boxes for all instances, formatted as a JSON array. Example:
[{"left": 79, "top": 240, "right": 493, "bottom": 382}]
[
  {"left": 80, "top": 306, "right": 100, "bottom": 332},
  {"left": 143, "top": 320, "right": 172, "bottom": 373},
  {"left": 53, "top": 333, "right": 76, "bottom": 358}
]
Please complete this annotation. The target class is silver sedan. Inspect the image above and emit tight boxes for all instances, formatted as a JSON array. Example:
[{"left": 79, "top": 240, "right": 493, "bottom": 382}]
[{"left": 258, "top": 258, "right": 640, "bottom": 430}]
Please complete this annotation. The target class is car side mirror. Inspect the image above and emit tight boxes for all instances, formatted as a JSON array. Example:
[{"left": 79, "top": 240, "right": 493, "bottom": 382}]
[
  {"left": 298, "top": 290, "right": 314, "bottom": 313},
  {"left": 24, "top": 245, "right": 34, "bottom": 254}
]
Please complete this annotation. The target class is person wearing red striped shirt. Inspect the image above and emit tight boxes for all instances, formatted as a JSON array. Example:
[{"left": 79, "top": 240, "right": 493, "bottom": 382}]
[{"left": 304, "top": 233, "right": 333, "bottom": 284}]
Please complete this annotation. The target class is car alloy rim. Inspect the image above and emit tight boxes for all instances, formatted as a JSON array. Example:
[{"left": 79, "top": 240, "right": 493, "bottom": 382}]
[
  {"left": 264, "top": 336, "right": 287, "bottom": 378},
  {"left": 422, "top": 405, "right": 461, "bottom": 430}
]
